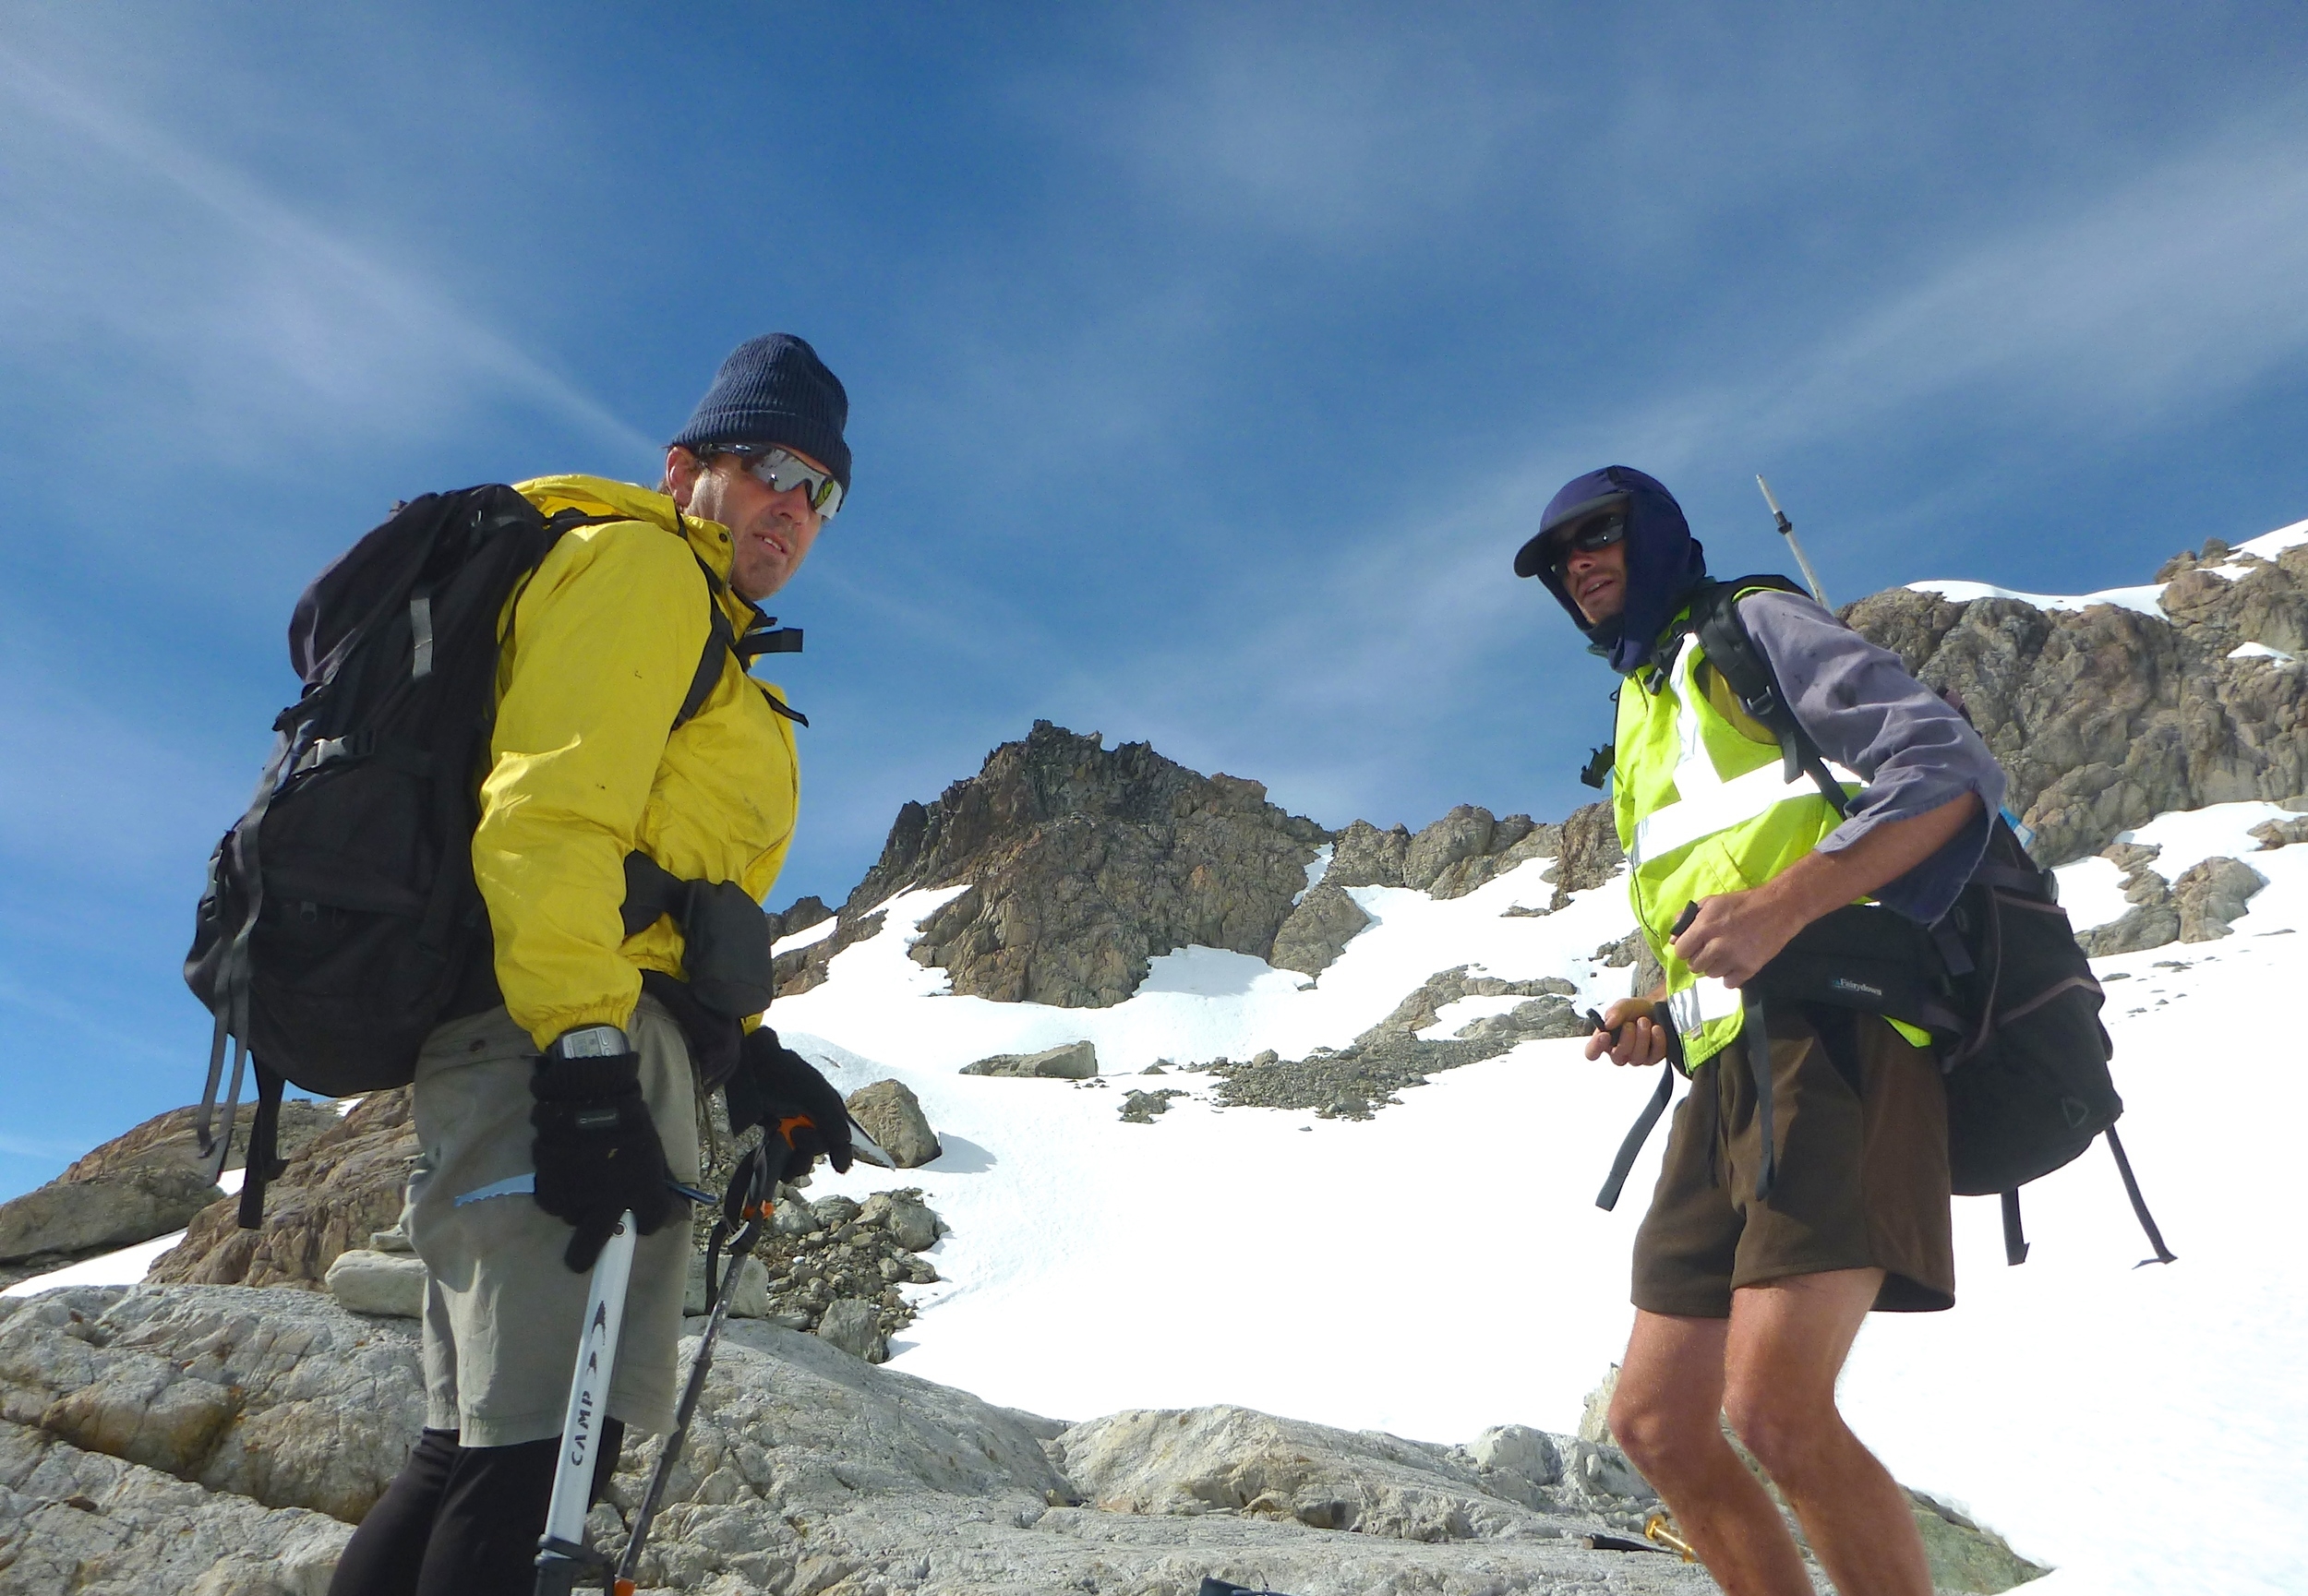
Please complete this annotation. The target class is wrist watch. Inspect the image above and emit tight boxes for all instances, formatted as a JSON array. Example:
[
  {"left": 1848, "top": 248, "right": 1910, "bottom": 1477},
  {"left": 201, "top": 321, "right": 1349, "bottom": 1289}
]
[{"left": 546, "top": 1024, "right": 631, "bottom": 1062}]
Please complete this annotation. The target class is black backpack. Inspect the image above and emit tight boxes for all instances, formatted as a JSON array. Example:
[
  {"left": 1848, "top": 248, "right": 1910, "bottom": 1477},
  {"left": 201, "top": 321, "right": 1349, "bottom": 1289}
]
[
  {"left": 1595, "top": 575, "right": 2174, "bottom": 1268},
  {"left": 186, "top": 486, "right": 797, "bottom": 1225}
]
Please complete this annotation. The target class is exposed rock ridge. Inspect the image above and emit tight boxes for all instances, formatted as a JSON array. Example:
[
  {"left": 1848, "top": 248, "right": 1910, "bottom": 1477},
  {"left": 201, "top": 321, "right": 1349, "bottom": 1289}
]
[
  {"left": 146, "top": 1089, "right": 415, "bottom": 1292},
  {"left": 1846, "top": 537, "right": 2308, "bottom": 864},
  {"left": 787, "top": 721, "right": 1330, "bottom": 1009},
  {"left": 0, "top": 1102, "right": 343, "bottom": 1287}
]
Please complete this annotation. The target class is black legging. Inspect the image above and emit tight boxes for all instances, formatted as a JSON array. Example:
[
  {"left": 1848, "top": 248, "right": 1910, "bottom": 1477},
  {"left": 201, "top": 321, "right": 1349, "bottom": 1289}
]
[{"left": 328, "top": 1422, "right": 626, "bottom": 1596}]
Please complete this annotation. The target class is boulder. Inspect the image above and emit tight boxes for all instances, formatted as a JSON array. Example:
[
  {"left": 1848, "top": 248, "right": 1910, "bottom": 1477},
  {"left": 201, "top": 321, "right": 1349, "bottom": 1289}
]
[
  {"left": 2173, "top": 856, "right": 2266, "bottom": 942},
  {"left": 2251, "top": 812, "right": 2308, "bottom": 849},
  {"left": 1118, "top": 1088, "right": 1185, "bottom": 1123},
  {"left": 0, "top": 1166, "right": 222, "bottom": 1265},
  {"left": 1463, "top": 1423, "right": 1563, "bottom": 1489},
  {"left": 859, "top": 1192, "right": 942, "bottom": 1254},
  {"left": 1267, "top": 881, "right": 1371, "bottom": 978},
  {"left": 2076, "top": 847, "right": 2185, "bottom": 956},
  {"left": 960, "top": 1040, "right": 1099, "bottom": 1079},
  {"left": 321, "top": 1249, "right": 426, "bottom": 1319},
  {"left": 1563, "top": 1438, "right": 1657, "bottom": 1506},
  {"left": 845, "top": 1078, "right": 943, "bottom": 1168},
  {"left": 1578, "top": 1365, "right": 1618, "bottom": 1444},
  {"left": 813, "top": 1297, "right": 887, "bottom": 1362},
  {"left": 682, "top": 1252, "right": 771, "bottom": 1317}
]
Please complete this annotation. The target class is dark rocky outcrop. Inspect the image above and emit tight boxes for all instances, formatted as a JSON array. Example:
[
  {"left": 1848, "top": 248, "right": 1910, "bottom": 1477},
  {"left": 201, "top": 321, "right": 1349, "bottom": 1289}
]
[
  {"left": 1209, "top": 966, "right": 1585, "bottom": 1117},
  {"left": 1326, "top": 819, "right": 1412, "bottom": 888},
  {"left": 1845, "top": 541, "right": 2308, "bottom": 864},
  {"left": 1268, "top": 882, "right": 1371, "bottom": 977},
  {"left": 1549, "top": 801, "right": 1627, "bottom": 908},
  {"left": 810, "top": 722, "right": 1328, "bottom": 1008}
]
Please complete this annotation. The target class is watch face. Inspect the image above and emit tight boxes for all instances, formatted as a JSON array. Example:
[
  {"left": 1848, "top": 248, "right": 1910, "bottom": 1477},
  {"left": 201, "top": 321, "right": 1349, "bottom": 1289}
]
[{"left": 556, "top": 1025, "right": 628, "bottom": 1059}]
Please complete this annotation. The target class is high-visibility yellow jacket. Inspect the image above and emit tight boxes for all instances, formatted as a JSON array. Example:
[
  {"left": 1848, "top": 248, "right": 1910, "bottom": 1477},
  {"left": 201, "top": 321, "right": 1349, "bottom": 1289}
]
[
  {"left": 1613, "top": 593, "right": 1860, "bottom": 1071},
  {"left": 474, "top": 475, "right": 799, "bottom": 1050}
]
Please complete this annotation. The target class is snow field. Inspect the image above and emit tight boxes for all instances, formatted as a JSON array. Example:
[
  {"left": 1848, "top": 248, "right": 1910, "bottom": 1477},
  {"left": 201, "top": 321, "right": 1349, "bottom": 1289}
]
[{"left": 785, "top": 800, "right": 2308, "bottom": 1596}]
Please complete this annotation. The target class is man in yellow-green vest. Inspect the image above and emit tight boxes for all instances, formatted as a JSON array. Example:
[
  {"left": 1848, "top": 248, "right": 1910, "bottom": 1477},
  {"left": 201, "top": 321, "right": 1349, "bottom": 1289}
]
[{"left": 1516, "top": 466, "right": 2006, "bottom": 1596}]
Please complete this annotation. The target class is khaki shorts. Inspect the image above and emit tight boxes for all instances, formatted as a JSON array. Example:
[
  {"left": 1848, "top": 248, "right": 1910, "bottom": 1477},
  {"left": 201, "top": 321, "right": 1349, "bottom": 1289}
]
[
  {"left": 1631, "top": 1004, "right": 1954, "bottom": 1318},
  {"left": 403, "top": 997, "right": 700, "bottom": 1447}
]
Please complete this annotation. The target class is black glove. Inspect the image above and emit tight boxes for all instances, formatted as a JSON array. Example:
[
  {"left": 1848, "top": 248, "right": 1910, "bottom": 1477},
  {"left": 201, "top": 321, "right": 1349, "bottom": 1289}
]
[
  {"left": 531, "top": 1029, "right": 673, "bottom": 1272},
  {"left": 725, "top": 1026, "right": 852, "bottom": 1183}
]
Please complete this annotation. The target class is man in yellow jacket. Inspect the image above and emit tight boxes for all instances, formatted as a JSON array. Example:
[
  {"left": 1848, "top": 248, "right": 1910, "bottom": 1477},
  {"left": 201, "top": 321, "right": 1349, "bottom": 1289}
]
[{"left": 331, "top": 334, "right": 857, "bottom": 1596}]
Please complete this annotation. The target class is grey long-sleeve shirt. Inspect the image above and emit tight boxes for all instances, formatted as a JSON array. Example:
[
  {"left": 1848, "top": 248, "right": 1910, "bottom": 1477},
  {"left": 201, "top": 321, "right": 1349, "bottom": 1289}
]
[{"left": 1733, "top": 590, "right": 2008, "bottom": 924}]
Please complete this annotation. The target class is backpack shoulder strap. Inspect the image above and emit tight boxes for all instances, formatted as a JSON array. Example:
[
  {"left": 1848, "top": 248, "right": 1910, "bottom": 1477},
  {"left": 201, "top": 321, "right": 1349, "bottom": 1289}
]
[
  {"left": 669, "top": 535, "right": 810, "bottom": 730},
  {"left": 1688, "top": 575, "right": 1849, "bottom": 818}
]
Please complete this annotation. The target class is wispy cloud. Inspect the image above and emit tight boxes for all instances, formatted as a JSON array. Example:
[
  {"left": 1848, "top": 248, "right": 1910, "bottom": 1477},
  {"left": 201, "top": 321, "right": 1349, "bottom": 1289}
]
[
  {"left": 0, "top": 46, "right": 656, "bottom": 472},
  {"left": 1725, "top": 115, "right": 2308, "bottom": 442}
]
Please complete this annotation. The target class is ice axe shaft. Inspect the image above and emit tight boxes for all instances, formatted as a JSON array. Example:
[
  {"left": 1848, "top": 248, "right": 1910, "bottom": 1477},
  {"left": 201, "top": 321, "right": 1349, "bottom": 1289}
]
[
  {"left": 1755, "top": 475, "right": 1830, "bottom": 608},
  {"left": 534, "top": 1212, "right": 637, "bottom": 1596}
]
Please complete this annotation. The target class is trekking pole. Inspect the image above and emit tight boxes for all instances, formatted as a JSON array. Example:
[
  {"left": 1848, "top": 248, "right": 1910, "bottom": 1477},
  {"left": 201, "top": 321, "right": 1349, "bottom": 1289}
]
[
  {"left": 1754, "top": 476, "right": 1830, "bottom": 608},
  {"left": 612, "top": 1143, "right": 778, "bottom": 1593},
  {"left": 534, "top": 1211, "right": 640, "bottom": 1596}
]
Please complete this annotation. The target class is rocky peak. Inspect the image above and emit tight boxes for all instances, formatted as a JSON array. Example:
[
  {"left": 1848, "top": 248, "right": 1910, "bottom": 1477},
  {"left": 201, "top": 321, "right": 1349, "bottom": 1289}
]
[{"left": 786, "top": 721, "right": 1330, "bottom": 1009}]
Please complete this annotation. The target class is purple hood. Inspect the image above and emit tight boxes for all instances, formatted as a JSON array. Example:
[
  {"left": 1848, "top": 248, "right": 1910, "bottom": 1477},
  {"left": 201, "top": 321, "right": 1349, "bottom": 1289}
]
[{"left": 1515, "top": 464, "right": 1708, "bottom": 675}]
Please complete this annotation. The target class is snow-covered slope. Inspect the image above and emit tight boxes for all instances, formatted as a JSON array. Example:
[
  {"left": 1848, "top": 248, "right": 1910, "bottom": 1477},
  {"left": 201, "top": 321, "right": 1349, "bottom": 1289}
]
[{"left": 762, "top": 799, "right": 2305, "bottom": 1596}]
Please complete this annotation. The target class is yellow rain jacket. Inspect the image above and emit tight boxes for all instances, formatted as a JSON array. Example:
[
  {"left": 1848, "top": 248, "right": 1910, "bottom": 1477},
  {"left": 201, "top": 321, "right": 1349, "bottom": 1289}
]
[{"left": 474, "top": 475, "right": 799, "bottom": 1050}]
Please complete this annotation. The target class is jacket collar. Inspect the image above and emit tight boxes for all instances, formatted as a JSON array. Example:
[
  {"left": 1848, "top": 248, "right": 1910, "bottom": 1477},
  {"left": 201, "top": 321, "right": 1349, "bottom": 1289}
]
[{"left": 514, "top": 474, "right": 736, "bottom": 587}]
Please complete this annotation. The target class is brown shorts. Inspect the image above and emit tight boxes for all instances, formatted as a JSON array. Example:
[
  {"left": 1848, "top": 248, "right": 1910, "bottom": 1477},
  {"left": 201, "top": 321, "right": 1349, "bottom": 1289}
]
[{"left": 1631, "top": 1004, "right": 1954, "bottom": 1318}]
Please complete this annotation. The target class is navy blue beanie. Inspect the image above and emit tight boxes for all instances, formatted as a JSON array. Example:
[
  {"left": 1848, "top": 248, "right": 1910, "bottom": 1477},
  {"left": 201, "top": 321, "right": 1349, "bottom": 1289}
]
[
  {"left": 1514, "top": 465, "right": 1708, "bottom": 675},
  {"left": 670, "top": 333, "right": 851, "bottom": 494}
]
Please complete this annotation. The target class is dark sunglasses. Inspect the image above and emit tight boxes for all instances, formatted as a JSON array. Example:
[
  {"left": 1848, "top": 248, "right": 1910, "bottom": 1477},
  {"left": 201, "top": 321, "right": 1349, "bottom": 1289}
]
[
  {"left": 1545, "top": 512, "right": 1627, "bottom": 574},
  {"left": 717, "top": 444, "right": 844, "bottom": 517}
]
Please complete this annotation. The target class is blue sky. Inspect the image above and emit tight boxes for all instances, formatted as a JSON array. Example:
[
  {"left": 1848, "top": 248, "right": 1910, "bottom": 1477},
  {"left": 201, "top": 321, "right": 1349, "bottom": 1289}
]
[{"left": 4, "top": 2, "right": 2305, "bottom": 1198}]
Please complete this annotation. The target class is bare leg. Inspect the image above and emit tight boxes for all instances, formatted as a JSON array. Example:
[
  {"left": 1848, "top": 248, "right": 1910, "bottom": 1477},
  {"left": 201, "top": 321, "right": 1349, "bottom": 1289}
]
[
  {"left": 1723, "top": 1268, "right": 1932, "bottom": 1596},
  {"left": 1610, "top": 1309, "right": 1813, "bottom": 1596}
]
